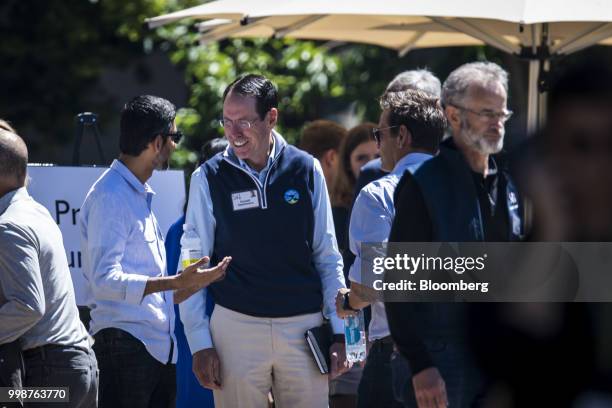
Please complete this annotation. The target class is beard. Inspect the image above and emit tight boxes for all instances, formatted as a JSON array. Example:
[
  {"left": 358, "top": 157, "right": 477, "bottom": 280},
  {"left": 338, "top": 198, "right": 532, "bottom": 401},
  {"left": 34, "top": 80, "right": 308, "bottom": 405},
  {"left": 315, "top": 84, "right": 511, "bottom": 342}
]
[
  {"left": 459, "top": 117, "right": 504, "bottom": 155},
  {"left": 158, "top": 160, "right": 170, "bottom": 170},
  {"left": 154, "top": 152, "right": 170, "bottom": 170}
]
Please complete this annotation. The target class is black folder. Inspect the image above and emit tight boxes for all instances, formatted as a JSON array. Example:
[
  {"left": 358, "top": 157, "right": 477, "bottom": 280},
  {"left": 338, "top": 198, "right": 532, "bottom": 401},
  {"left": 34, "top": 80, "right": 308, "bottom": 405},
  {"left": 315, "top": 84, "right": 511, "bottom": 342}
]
[{"left": 305, "top": 323, "right": 333, "bottom": 374}]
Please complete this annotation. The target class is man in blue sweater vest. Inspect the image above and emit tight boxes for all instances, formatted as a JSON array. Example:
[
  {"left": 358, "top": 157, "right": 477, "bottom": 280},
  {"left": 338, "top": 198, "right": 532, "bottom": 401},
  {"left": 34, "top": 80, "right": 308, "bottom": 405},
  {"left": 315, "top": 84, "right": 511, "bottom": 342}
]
[{"left": 180, "top": 74, "right": 349, "bottom": 408}]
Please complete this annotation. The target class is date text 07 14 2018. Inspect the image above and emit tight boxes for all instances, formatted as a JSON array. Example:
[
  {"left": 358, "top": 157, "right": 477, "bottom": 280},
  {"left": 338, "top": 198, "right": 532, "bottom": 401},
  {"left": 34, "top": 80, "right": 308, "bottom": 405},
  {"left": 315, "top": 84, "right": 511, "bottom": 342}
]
[{"left": 0, "top": 387, "right": 69, "bottom": 403}]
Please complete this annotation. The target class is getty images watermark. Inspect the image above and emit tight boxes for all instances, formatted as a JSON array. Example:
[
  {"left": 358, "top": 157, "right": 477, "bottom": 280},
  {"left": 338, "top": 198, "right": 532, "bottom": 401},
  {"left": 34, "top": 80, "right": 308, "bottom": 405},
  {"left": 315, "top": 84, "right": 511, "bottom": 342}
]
[
  {"left": 361, "top": 243, "right": 612, "bottom": 302},
  {"left": 372, "top": 252, "right": 489, "bottom": 293}
]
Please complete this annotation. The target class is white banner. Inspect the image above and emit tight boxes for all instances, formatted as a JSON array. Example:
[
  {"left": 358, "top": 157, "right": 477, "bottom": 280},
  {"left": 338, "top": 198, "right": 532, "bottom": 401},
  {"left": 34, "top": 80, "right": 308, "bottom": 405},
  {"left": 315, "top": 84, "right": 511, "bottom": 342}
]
[{"left": 27, "top": 165, "right": 185, "bottom": 305}]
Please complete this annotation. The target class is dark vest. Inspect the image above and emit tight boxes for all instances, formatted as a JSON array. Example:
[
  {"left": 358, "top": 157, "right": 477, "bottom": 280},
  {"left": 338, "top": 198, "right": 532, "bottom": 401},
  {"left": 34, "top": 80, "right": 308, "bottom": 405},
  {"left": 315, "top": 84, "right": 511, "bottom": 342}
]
[
  {"left": 408, "top": 143, "right": 524, "bottom": 343},
  {"left": 412, "top": 143, "right": 523, "bottom": 242},
  {"left": 203, "top": 141, "right": 322, "bottom": 317}
]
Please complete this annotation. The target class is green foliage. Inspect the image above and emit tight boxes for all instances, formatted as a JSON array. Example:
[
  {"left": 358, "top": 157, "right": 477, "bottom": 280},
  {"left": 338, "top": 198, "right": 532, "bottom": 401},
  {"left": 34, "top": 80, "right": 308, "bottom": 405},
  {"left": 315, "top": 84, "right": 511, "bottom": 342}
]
[
  {"left": 156, "top": 23, "right": 497, "bottom": 171},
  {"left": 0, "top": 0, "right": 525, "bottom": 168},
  {"left": 157, "top": 26, "right": 352, "bottom": 169},
  {"left": 0, "top": 0, "right": 196, "bottom": 156}
]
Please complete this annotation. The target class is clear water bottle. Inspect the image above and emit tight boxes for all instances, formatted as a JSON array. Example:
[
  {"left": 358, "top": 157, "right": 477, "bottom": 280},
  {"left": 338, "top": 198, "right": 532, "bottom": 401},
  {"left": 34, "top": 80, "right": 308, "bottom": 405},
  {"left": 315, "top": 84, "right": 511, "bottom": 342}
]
[
  {"left": 344, "top": 309, "right": 367, "bottom": 363},
  {"left": 180, "top": 224, "right": 202, "bottom": 270}
]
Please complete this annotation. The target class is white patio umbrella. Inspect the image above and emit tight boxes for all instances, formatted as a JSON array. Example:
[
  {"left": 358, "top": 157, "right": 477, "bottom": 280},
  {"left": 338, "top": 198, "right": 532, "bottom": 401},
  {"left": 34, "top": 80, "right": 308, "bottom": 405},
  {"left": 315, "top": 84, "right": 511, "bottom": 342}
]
[{"left": 147, "top": 0, "right": 612, "bottom": 133}]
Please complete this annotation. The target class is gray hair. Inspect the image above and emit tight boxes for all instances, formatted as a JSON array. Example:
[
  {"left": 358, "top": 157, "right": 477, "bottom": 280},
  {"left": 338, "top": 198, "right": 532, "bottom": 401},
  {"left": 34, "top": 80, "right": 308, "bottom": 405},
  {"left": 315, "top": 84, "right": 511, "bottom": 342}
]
[
  {"left": 386, "top": 69, "right": 441, "bottom": 97},
  {"left": 441, "top": 62, "right": 509, "bottom": 107}
]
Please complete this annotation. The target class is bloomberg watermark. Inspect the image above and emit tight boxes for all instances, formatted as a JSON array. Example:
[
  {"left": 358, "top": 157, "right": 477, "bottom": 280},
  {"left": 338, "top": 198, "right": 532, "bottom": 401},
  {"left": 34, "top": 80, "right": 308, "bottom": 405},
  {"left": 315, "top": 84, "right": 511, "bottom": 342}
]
[{"left": 361, "top": 242, "right": 612, "bottom": 302}]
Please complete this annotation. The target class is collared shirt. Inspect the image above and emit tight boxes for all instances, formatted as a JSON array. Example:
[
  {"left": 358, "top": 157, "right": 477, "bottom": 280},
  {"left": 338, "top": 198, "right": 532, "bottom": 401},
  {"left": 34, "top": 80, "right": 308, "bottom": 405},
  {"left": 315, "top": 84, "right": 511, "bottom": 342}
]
[
  {"left": 0, "top": 187, "right": 89, "bottom": 350},
  {"left": 391, "top": 140, "right": 510, "bottom": 242},
  {"left": 181, "top": 130, "right": 345, "bottom": 353},
  {"left": 237, "top": 134, "right": 276, "bottom": 185},
  {"left": 79, "top": 160, "right": 177, "bottom": 364},
  {"left": 471, "top": 158, "right": 510, "bottom": 241},
  {"left": 348, "top": 153, "right": 432, "bottom": 340}
]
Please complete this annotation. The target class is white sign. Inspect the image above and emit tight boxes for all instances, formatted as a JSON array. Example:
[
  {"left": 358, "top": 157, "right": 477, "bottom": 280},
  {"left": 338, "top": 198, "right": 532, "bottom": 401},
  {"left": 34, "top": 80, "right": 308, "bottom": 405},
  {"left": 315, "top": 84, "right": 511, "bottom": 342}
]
[{"left": 27, "top": 165, "right": 185, "bottom": 305}]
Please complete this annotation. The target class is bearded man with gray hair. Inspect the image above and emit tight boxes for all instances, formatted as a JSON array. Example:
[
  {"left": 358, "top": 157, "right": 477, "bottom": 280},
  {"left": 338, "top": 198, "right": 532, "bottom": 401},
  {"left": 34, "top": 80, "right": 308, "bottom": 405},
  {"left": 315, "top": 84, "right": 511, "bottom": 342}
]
[{"left": 385, "top": 62, "right": 524, "bottom": 408}]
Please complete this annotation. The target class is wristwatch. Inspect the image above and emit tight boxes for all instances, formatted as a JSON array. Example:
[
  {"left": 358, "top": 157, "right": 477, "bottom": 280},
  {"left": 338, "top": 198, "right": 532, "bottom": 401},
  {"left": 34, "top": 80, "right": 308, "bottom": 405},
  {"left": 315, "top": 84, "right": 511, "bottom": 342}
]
[{"left": 342, "top": 291, "right": 358, "bottom": 312}]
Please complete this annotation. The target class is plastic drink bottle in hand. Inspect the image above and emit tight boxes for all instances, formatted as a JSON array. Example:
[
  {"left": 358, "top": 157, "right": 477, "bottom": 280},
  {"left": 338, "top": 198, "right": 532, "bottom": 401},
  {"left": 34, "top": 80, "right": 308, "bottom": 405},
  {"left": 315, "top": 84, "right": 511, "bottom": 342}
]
[
  {"left": 180, "top": 224, "right": 203, "bottom": 269},
  {"left": 344, "top": 309, "right": 367, "bottom": 363}
]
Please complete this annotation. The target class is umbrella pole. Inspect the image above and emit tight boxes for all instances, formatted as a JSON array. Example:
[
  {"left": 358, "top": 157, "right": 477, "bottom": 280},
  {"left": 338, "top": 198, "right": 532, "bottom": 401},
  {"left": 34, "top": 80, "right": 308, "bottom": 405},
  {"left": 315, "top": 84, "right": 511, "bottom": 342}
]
[
  {"left": 527, "top": 59, "right": 539, "bottom": 136},
  {"left": 538, "top": 60, "right": 550, "bottom": 131}
]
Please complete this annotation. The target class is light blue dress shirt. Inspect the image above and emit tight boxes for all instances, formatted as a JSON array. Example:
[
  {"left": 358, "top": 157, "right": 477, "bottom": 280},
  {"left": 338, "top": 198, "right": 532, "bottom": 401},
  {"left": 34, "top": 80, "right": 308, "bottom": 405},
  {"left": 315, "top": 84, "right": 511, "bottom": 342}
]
[
  {"left": 180, "top": 131, "right": 346, "bottom": 353},
  {"left": 348, "top": 152, "right": 432, "bottom": 341},
  {"left": 79, "top": 160, "right": 177, "bottom": 364}
]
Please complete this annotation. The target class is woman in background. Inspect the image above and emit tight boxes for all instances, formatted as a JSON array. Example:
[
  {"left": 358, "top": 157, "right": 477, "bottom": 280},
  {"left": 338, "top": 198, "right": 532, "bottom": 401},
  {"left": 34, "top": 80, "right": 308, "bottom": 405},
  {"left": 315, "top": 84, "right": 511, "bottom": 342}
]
[
  {"left": 299, "top": 119, "right": 348, "bottom": 248},
  {"left": 332, "top": 122, "right": 379, "bottom": 253}
]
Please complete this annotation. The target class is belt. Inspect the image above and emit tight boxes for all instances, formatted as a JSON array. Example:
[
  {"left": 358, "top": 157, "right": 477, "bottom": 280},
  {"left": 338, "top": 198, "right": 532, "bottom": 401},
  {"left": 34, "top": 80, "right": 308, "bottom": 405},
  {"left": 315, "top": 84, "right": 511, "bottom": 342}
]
[
  {"left": 23, "top": 344, "right": 87, "bottom": 360},
  {"left": 370, "top": 336, "right": 394, "bottom": 352},
  {"left": 94, "top": 327, "right": 135, "bottom": 341},
  {"left": 377, "top": 336, "right": 394, "bottom": 345}
]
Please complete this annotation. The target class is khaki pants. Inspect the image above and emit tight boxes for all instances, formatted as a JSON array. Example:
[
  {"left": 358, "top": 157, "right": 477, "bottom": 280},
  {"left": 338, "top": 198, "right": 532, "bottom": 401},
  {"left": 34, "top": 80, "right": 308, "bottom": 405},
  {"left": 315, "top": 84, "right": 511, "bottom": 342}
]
[{"left": 210, "top": 305, "right": 328, "bottom": 408}]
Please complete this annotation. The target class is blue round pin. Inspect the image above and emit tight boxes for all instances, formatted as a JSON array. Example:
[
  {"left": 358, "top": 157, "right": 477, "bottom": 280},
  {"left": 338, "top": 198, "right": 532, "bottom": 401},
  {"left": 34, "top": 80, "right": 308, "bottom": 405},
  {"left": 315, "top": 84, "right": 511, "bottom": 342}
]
[{"left": 284, "top": 189, "right": 300, "bottom": 204}]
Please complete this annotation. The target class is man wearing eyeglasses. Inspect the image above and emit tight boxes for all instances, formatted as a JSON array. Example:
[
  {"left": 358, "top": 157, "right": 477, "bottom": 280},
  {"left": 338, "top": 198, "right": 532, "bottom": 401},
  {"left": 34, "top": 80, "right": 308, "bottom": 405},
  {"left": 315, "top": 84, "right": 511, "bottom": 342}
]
[
  {"left": 385, "top": 62, "right": 524, "bottom": 408},
  {"left": 80, "top": 95, "right": 231, "bottom": 408},
  {"left": 180, "top": 74, "right": 348, "bottom": 408}
]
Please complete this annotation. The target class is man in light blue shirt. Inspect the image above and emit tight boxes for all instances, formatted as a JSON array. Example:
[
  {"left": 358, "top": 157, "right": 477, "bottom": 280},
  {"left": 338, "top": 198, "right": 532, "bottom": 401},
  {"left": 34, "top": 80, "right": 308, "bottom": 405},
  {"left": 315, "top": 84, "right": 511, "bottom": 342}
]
[
  {"left": 181, "top": 74, "right": 348, "bottom": 408},
  {"left": 336, "top": 88, "right": 447, "bottom": 408},
  {"left": 80, "top": 95, "right": 230, "bottom": 408}
]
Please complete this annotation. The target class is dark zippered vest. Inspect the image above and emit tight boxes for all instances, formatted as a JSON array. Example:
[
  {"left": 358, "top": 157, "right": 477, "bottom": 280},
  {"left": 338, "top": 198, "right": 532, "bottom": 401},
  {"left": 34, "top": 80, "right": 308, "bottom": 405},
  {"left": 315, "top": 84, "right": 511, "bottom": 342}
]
[
  {"left": 412, "top": 143, "right": 523, "bottom": 242},
  {"left": 203, "top": 141, "right": 322, "bottom": 317},
  {"left": 406, "top": 142, "right": 524, "bottom": 340}
]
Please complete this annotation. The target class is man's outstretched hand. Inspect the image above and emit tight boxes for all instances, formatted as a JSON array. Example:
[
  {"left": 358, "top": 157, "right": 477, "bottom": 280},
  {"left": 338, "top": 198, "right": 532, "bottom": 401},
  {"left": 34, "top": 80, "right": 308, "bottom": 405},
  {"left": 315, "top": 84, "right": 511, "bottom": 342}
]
[{"left": 174, "top": 256, "right": 231, "bottom": 303}]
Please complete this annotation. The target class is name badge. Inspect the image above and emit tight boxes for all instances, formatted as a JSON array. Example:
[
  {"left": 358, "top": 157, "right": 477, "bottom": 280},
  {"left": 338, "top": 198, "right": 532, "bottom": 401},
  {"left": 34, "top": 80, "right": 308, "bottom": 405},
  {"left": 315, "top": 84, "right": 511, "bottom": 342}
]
[{"left": 232, "top": 189, "right": 259, "bottom": 211}]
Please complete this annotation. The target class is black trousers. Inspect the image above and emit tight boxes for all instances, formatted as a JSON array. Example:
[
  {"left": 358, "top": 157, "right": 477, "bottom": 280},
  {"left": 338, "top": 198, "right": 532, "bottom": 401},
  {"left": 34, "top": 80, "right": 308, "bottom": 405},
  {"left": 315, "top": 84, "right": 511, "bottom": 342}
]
[
  {"left": 23, "top": 344, "right": 98, "bottom": 408},
  {"left": 0, "top": 340, "right": 24, "bottom": 408},
  {"left": 357, "top": 338, "right": 404, "bottom": 408},
  {"left": 93, "top": 328, "right": 176, "bottom": 408}
]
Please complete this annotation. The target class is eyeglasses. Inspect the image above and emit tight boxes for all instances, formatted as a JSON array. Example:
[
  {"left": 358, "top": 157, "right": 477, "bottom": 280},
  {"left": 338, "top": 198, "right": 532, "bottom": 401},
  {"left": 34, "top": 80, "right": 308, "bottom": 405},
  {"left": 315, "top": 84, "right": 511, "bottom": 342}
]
[
  {"left": 449, "top": 103, "right": 513, "bottom": 122},
  {"left": 372, "top": 126, "right": 398, "bottom": 145},
  {"left": 166, "top": 130, "right": 183, "bottom": 143},
  {"left": 219, "top": 117, "right": 260, "bottom": 131}
]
